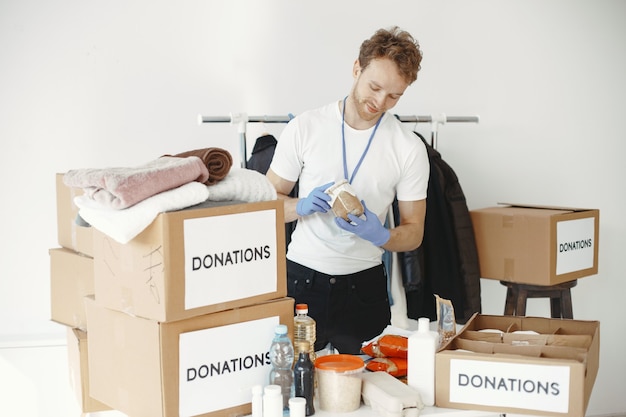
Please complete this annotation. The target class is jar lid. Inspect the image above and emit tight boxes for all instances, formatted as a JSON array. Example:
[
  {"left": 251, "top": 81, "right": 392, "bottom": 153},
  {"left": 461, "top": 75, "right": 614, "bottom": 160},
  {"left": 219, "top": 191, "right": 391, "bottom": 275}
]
[{"left": 314, "top": 354, "right": 364, "bottom": 372}]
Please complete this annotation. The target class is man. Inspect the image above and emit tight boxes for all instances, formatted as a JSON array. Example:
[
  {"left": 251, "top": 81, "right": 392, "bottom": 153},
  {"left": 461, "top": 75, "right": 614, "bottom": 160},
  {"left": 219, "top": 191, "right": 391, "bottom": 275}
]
[{"left": 267, "top": 26, "right": 429, "bottom": 354}]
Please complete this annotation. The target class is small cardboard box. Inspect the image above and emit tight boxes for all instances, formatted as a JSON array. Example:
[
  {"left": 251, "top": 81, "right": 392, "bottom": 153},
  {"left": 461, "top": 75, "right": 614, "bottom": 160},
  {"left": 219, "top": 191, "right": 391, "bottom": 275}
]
[
  {"left": 470, "top": 204, "right": 599, "bottom": 285},
  {"left": 49, "top": 247, "right": 94, "bottom": 329},
  {"left": 85, "top": 296, "right": 294, "bottom": 417},
  {"left": 56, "top": 173, "right": 94, "bottom": 257},
  {"left": 66, "top": 327, "right": 111, "bottom": 413},
  {"left": 435, "top": 313, "right": 600, "bottom": 417},
  {"left": 92, "top": 199, "right": 287, "bottom": 322}
]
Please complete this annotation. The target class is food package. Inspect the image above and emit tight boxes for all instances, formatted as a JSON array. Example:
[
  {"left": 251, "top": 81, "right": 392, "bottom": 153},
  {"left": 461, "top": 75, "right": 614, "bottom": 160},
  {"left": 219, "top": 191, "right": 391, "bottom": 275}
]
[
  {"left": 325, "top": 180, "right": 364, "bottom": 221},
  {"left": 365, "top": 357, "right": 408, "bottom": 378},
  {"left": 362, "top": 334, "right": 408, "bottom": 359}
]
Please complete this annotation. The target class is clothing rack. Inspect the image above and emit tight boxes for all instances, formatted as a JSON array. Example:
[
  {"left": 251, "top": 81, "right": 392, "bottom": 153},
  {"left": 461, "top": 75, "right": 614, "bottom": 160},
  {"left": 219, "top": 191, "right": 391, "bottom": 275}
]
[{"left": 197, "top": 113, "right": 479, "bottom": 167}]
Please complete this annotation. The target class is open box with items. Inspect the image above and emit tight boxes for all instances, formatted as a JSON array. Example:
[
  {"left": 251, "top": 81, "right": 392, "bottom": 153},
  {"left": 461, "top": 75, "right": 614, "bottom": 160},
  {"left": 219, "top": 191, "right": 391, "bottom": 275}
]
[{"left": 435, "top": 314, "right": 599, "bottom": 417}]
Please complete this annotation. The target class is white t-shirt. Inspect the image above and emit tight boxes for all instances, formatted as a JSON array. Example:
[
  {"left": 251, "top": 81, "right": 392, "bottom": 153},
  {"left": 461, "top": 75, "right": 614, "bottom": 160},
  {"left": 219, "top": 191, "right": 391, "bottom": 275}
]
[{"left": 270, "top": 101, "right": 429, "bottom": 275}]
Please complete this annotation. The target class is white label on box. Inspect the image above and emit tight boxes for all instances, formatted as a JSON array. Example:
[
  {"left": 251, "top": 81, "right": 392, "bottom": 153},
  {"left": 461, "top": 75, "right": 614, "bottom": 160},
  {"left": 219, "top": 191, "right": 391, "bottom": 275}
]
[
  {"left": 556, "top": 217, "right": 595, "bottom": 275},
  {"left": 179, "top": 316, "right": 278, "bottom": 417},
  {"left": 184, "top": 209, "right": 278, "bottom": 309},
  {"left": 449, "top": 358, "right": 570, "bottom": 413}
]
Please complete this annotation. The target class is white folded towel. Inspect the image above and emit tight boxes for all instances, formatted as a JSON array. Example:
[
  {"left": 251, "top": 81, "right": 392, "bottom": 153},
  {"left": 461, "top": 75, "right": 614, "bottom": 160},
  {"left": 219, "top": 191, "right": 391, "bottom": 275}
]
[
  {"left": 207, "top": 168, "right": 277, "bottom": 202},
  {"left": 74, "top": 181, "right": 210, "bottom": 244}
]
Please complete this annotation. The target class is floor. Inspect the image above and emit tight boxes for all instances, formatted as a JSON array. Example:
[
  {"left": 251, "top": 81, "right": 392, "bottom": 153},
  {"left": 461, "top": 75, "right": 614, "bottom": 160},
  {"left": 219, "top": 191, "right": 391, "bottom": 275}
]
[{"left": 0, "top": 338, "right": 127, "bottom": 417}]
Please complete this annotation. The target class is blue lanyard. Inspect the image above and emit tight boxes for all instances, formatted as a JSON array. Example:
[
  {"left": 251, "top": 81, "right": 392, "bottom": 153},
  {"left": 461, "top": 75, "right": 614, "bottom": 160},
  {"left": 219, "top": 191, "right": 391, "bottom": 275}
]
[{"left": 341, "top": 96, "right": 384, "bottom": 184}]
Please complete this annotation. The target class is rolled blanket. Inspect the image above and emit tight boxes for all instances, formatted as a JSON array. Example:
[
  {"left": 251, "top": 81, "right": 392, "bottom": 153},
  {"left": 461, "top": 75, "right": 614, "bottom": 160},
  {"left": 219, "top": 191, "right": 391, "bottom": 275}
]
[
  {"left": 63, "top": 156, "right": 209, "bottom": 210},
  {"left": 169, "top": 147, "right": 233, "bottom": 186}
]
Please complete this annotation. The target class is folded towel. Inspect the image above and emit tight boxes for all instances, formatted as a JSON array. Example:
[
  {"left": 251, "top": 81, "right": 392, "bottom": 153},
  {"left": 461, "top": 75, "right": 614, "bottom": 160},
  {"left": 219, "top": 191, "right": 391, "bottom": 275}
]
[
  {"left": 64, "top": 156, "right": 210, "bottom": 209},
  {"left": 74, "top": 181, "right": 210, "bottom": 244},
  {"left": 207, "top": 168, "right": 277, "bottom": 202},
  {"left": 169, "top": 147, "right": 233, "bottom": 186}
]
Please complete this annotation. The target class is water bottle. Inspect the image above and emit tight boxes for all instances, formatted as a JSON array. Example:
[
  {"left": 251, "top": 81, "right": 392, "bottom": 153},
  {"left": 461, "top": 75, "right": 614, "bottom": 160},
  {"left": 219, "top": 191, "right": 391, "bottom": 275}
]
[
  {"left": 269, "top": 324, "right": 294, "bottom": 414},
  {"left": 293, "top": 341, "right": 315, "bottom": 416},
  {"left": 294, "top": 304, "right": 316, "bottom": 362},
  {"left": 407, "top": 317, "right": 438, "bottom": 406}
]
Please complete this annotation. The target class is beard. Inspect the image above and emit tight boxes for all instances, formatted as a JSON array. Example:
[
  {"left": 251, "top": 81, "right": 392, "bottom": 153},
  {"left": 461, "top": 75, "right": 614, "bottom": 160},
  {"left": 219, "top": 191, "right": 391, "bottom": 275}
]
[{"left": 350, "top": 89, "right": 383, "bottom": 124}]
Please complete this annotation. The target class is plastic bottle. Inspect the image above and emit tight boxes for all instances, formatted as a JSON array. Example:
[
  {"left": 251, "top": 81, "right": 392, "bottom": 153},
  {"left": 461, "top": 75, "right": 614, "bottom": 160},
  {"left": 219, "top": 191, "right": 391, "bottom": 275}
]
[
  {"left": 407, "top": 317, "right": 438, "bottom": 406},
  {"left": 263, "top": 384, "right": 283, "bottom": 417},
  {"left": 294, "top": 303, "right": 316, "bottom": 362},
  {"left": 289, "top": 397, "right": 306, "bottom": 417},
  {"left": 251, "top": 384, "right": 263, "bottom": 417},
  {"left": 293, "top": 341, "right": 315, "bottom": 416},
  {"left": 269, "top": 324, "right": 294, "bottom": 414}
]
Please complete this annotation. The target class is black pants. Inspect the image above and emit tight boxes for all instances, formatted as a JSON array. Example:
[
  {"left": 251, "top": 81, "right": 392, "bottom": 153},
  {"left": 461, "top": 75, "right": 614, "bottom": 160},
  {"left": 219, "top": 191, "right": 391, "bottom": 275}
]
[{"left": 286, "top": 259, "right": 391, "bottom": 354}]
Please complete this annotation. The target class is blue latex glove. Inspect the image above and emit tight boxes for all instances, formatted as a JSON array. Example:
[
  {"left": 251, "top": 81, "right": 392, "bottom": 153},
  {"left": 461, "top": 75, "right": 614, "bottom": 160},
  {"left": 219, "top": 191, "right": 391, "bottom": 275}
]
[
  {"left": 296, "top": 182, "right": 334, "bottom": 216},
  {"left": 334, "top": 200, "right": 390, "bottom": 247}
]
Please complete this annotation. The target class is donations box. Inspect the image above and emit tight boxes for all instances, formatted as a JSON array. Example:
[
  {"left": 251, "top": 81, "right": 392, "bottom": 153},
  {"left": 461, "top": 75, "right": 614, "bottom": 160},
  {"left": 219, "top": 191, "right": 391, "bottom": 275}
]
[
  {"left": 93, "top": 200, "right": 287, "bottom": 322},
  {"left": 470, "top": 204, "right": 599, "bottom": 285},
  {"left": 85, "top": 296, "right": 294, "bottom": 417},
  {"left": 435, "top": 314, "right": 600, "bottom": 417}
]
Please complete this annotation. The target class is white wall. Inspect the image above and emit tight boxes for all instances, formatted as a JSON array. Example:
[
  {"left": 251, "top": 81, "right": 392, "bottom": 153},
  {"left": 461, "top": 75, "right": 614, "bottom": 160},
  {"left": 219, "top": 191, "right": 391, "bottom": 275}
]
[{"left": 1, "top": 0, "right": 624, "bottom": 415}]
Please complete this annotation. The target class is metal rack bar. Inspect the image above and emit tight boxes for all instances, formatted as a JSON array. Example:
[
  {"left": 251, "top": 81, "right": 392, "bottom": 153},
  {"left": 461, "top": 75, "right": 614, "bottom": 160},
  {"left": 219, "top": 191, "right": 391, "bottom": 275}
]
[
  {"left": 197, "top": 113, "right": 479, "bottom": 164},
  {"left": 198, "top": 114, "right": 480, "bottom": 124}
]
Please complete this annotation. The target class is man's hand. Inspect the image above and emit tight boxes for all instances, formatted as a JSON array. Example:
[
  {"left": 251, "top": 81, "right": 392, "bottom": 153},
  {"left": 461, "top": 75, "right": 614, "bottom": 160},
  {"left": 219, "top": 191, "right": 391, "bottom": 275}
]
[
  {"left": 334, "top": 200, "right": 390, "bottom": 247},
  {"left": 296, "top": 182, "right": 334, "bottom": 216}
]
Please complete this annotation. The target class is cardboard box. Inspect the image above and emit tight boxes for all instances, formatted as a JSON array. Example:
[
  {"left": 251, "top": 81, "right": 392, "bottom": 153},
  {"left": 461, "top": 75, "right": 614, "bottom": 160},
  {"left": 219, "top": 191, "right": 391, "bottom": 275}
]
[
  {"left": 435, "top": 313, "right": 600, "bottom": 417},
  {"left": 49, "top": 247, "right": 94, "bottom": 329},
  {"left": 56, "top": 173, "right": 94, "bottom": 257},
  {"left": 93, "top": 199, "right": 287, "bottom": 322},
  {"left": 85, "top": 296, "right": 295, "bottom": 417},
  {"left": 470, "top": 204, "right": 599, "bottom": 285},
  {"left": 66, "top": 327, "right": 111, "bottom": 412}
]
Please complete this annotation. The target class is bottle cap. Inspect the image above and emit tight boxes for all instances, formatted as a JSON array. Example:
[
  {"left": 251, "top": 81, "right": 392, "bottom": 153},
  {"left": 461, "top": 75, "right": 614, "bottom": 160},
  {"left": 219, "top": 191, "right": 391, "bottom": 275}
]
[
  {"left": 296, "top": 303, "right": 309, "bottom": 314},
  {"left": 418, "top": 317, "right": 431, "bottom": 332},
  {"left": 289, "top": 397, "right": 306, "bottom": 417},
  {"left": 264, "top": 385, "right": 281, "bottom": 395},
  {"left": 275, "top": 324, "right": 288, "bottom": 335}
]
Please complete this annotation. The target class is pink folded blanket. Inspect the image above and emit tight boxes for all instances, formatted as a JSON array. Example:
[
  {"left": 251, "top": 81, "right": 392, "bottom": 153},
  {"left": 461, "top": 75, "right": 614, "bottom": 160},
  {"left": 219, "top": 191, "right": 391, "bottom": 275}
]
[{"left": 63, "top": 156, "right": 209, "bottom": 209}]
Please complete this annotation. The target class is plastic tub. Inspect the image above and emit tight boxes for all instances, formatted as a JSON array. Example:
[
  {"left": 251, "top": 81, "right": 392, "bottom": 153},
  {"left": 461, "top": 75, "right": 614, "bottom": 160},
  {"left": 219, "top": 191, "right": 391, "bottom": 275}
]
[{"left": 315, "top": 354, "right": 365, "bottom": 412}]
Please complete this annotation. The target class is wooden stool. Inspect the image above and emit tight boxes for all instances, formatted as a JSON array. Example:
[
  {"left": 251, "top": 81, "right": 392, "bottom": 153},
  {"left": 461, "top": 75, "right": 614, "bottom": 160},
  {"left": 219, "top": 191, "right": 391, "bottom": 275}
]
[{"left": 500, "top": 280, "right": 577, "bottom": 319}]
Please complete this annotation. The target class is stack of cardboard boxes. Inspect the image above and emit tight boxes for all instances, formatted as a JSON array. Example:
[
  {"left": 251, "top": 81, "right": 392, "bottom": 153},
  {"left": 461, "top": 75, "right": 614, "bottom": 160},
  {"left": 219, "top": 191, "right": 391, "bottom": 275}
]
[
  {"left": 51, "top": 174, "right": 294, "bottom": 417},
  {"left": 432, "top": 204, "right": 601, "bottom": 417}
]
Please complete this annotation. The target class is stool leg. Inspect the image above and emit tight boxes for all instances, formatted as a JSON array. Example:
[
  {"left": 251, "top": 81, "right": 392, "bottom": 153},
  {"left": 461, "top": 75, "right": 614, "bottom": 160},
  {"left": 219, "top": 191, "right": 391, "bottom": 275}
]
[
  {"left": 516, "top": 288, "right": 528, "bottom": 316},
  {"left": 550, "top": 297, "right": 562, "bottom": 319},
  {"left": 504, "top": 286, "right": 516, "bottom": 315},
  {"left": 560, "top": 289, "right": 574, "bottom": 319}
]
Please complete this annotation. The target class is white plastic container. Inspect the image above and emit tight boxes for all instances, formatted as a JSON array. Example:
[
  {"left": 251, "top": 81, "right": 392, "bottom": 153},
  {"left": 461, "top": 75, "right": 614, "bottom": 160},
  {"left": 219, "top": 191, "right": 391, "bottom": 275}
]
[
  {"left": 361, "top": 371, "right": 424, "bottom": 417},
  {"left": 407, "top": 317, "right": 438, "bottom": 406},
  {"left": 263, "top": 385, "right": 283, "bottom": 417},
  {"left": 315, "top": 354, "right": 364, "bottom": 412}
]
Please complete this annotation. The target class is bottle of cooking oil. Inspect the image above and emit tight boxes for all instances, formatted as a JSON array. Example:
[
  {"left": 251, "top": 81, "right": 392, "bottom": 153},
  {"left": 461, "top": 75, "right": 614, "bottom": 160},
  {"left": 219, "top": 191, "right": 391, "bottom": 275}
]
[{"left": 294, "top": 303, "right": 316, "bottom": 362}]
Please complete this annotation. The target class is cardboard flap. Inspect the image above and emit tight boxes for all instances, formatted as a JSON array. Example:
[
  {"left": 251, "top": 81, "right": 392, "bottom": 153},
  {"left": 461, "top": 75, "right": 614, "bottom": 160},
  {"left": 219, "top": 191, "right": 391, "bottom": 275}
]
[
  {"left": 497, "top": 202, "right": 592, "bottom": 212},
  {"left": 454, "top": 338, "right": 495, "bottom": 354},
  {"left": 547, "top": 334, "right": 593, "bottom": 349},
  {"left": 502, "top": 333, "right": 547, "bottom": 346},
  {"left": 493, "top": 344, "right": 543, "bottom": 357},
  {"left": 461, "top": 330, "right": 503, "bottom": 343}
]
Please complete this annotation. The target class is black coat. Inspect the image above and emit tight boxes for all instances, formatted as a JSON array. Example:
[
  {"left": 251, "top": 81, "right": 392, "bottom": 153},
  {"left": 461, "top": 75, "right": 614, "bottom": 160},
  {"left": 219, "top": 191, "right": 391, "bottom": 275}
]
[{"left": 398, "top": 133, "right": 481, "bottom": 323}]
